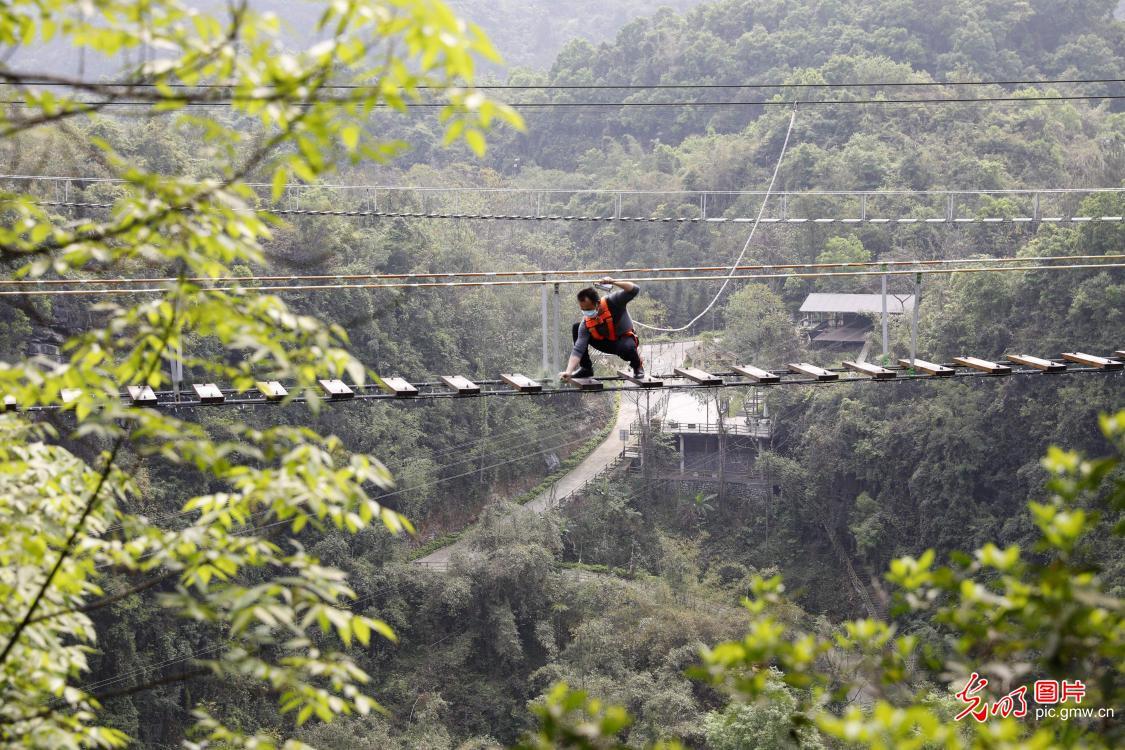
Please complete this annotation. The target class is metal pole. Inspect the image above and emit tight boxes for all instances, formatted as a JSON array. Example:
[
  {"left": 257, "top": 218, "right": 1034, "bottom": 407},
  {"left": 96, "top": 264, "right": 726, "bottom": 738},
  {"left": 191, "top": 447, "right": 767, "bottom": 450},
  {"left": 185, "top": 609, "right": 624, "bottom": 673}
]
[
  {"left": 643, "top": 390, "right": 652, "bottom": 478},
  {"left": 881, "top": 271, "right": 889, "bottom": 363},
  {"left": 910, "top": 273, "right": 921, "bottom": 367},
  {"left": 541, "top": 278, "right": 550, "bottom": 376},
  {"left": 479, "top": 397, "right": 488, "bottom": 483},
  {"left": 553, "top": 283, "right": 561, "bottom": 373},
  {"left": 171, "top": 339, "right": 183, "bottom": 401}
]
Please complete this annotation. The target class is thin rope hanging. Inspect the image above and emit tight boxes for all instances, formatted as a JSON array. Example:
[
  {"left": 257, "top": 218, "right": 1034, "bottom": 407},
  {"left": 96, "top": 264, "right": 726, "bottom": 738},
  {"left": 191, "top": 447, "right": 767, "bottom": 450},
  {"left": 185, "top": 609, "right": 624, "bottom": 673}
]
[{"left": 632, "top": 105, "right": 798, "bottom": 333}]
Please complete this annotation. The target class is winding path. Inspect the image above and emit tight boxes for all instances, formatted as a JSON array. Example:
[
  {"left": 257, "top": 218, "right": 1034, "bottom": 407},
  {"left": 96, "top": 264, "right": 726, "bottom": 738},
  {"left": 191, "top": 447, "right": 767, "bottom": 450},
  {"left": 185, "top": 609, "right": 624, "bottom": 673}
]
[{"left": 415, "top": 341, "right": 697, "bottom": 566}]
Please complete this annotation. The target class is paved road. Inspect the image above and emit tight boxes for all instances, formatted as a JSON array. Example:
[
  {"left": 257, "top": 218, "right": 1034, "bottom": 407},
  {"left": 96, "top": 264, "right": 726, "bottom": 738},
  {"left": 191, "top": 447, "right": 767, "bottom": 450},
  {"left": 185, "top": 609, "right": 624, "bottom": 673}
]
[{"left": 415, "top": 341, "right": 697, "bottom": 566}]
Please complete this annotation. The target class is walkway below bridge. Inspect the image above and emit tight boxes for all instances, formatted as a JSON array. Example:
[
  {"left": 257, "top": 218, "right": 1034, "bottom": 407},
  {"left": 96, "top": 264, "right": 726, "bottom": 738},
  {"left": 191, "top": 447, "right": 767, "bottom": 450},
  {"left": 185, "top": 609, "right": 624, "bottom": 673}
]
[{"left": 414, "top": 341, "right": 698, "bottom": 568}]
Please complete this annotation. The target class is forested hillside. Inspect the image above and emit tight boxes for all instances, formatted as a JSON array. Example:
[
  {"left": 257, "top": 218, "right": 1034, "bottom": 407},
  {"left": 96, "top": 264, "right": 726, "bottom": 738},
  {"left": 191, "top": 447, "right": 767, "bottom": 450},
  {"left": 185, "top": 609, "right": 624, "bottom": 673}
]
[
  {"left": 0, "top": 1, "right": 1121, "bottom": 749},
  {"left": 482, "top": 0, "right": 1125, "bottom": 168},
  {"left": 8, "top": 0, "right": 711, "bottom": 79},
  {"left": 448, "top": 0, "right": 711, "bottom": 71}
]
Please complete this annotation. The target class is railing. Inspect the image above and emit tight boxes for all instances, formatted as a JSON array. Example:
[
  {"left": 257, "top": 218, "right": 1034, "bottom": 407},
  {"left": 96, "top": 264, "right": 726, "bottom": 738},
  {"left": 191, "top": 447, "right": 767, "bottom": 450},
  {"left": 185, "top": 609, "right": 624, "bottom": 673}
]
[
  {"left": 5, "top": 176, "right": 1120, "bottom": 224},
  {"left": 413, "top": 559, "right": 452, "bottom": 573},
  {"left": 658, "top": 471, "right": 769, "bottom": 487},
  {"left": 551, "top": 451, "right": 631, "bottom": 508},
  {"left": 663, "top": 421, "right": 771, "bottom": 437}
]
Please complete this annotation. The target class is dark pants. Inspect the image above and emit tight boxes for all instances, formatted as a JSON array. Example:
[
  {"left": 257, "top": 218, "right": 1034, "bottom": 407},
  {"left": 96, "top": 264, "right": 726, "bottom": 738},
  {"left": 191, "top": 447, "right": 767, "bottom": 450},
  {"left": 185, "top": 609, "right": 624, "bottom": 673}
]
[{"left": 572, "top": 323, "right": 642, "bottom": 372}]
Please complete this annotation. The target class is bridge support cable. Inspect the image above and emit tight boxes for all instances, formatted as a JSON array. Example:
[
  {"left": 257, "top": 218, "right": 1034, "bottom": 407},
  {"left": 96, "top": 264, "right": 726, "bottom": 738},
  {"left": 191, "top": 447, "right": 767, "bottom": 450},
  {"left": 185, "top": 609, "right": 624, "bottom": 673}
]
[
  {"left": 22, "top": 198, "right": 1125, "bottom": 225},
  {"left": 3, "top": 254, "right": 1123, "bottom": 292},
  {"left": 6, "top": 350, "right": 1121, "bottom": 412},
  {"left": 5, "top": 175, "right": 1124, "bottom": 226},
  {"left": 633, "top": 106, "right": 798, "bottom": 334},
  {"left": 5, "top": 258, "right": 1123, "bottom": 298}
]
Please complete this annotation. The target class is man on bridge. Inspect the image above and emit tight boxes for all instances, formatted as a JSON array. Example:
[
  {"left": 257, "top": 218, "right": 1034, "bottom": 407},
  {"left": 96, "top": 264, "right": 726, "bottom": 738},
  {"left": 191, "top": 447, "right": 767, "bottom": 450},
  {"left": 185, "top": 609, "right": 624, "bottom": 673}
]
[{"left": 559, "top": 277, "right": 645, "bottom": 381}]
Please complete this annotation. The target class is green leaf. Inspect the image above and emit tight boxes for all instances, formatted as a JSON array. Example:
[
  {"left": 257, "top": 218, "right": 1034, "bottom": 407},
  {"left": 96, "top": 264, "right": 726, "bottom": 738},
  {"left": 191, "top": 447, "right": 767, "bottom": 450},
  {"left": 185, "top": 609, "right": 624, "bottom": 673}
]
[
  {"left": 271, "top": 166, "right": 289, "bottom": 203},
  {"left": 442, "top": 119, "right": 466, "bottom": 145},
  {"left": 465, "top": 128, "right": 486, "bottom": 157},
  {"left": 353, "top": 617, "right": 370, "bottom": 646},
  {"left": 371, "top": 619, "right": 396, "bottom": 643},
  {"left": 30, "top": 222, "right": 52, "bottom": 244},
  {"left": 340, "top": 124, "right": 360, "bottom": 152}
]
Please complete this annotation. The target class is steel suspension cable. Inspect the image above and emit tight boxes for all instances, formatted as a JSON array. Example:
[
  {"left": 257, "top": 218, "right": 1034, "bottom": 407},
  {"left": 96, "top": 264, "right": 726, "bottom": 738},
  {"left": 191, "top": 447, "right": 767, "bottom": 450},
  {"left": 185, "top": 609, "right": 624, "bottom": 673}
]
[
  {"left": 80, "top": 445, "right": 727, "bottom": 696},
  {"left": 9, "top": 76, "right": 1123, "bottom": 92},
  {"left": 24, "top": 198, "right": 1125, "bottom": 225},
  {"left": 84, "top": 449, "right": 720, "bottom": 694},
  {"left": 4, "top": 175, "right": 1120, "bottom": 195},
  {"left": 77, "top": 587, "right": 390, "bottom": 694},
  {"left": 123, "top": 428, "right": 605, "bottom": 568},
  {"left": 95, "top": 411, "right": 618, "bottom": 565},
  {"left": 4, "top": 260, "right": 1122, "bottom": 297},
  {"left": 4, "top": 94, "right": 1124, "bottom": 109},
  {"left": 99, "top": 413, "right": 603, "bottom": 536},
  {"left": 5, "top": 253, "right": 1121, "bottom": 288}
]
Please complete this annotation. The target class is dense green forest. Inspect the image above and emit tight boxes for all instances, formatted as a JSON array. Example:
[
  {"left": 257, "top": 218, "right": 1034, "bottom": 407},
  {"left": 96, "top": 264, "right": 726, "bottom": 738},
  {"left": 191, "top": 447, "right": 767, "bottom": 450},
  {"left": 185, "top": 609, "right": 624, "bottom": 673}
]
[{"left": 0, "top": 1, "right": 1122, "bottom": 749}]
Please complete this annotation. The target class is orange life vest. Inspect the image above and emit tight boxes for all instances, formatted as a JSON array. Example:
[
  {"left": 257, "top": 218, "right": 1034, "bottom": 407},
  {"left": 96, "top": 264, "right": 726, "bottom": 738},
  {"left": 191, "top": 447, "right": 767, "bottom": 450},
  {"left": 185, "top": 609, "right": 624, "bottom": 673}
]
[{"left": 583, "top": 298, "right": 618, "bottom": 341}]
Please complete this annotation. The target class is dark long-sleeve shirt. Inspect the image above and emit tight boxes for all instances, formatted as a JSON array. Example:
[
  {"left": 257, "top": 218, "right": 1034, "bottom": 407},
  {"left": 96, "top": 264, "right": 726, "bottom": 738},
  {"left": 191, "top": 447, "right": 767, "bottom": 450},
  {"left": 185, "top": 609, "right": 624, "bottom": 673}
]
[{"left": 572, "top": 285, "right": 639, "bottom": 357}]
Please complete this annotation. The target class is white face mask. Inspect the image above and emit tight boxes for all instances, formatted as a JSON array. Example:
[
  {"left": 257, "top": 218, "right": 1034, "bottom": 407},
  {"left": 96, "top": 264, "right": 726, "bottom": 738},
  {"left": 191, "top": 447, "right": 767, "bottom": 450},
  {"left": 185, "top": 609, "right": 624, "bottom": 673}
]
[{"left": 582, "top": 308, "right": 599, "bottom": 318}]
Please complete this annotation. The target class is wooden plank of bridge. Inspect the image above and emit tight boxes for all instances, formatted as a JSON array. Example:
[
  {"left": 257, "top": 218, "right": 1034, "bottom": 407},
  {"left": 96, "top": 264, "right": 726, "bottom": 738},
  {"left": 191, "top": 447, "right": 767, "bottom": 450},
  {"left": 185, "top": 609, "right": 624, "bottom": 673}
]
[
  {"left": 617, "top": 369, "right": 663, "bottom": 387},
  {"left": 501, "top": 373, "right": 541, "bottom": 393},
  {"left": 127, "top": 385, "right": 158, "bottom": 406},
  {"left": 440, "top": 375, "right": 481, "bottom": 396},
  {"left": 787, "top": 363, "right": 839, "bottom": 381},
  {"left": 1115, "top": 350, "right": 1124, "bottom": 360},
  {"left": 568, "top": 376, "right": 604, "bottom": 391},
  {"left": 898, "top": 358, "right": 954, "bottom": 376},
  {"left": 843, "top": 361, "right": 896, "bottom": 379},
  {"left": 1061, "top": 352, "right": 1124, "bottom": 371},
  {"left": 953, "top": 356, "right": 1012, "bottom": 375},
  {"left": 674, "top": 366, "right": 723, "bottom": 385},
  {"left": 318, "top": 379, "right": 354, "bottom": 400},
  {"left": 192, "top": 383, "right": 226, "bottom": 403},
  {"left": 256, "top": 380, "right": 288, "bottom": 401},
  {"left": 731, "top": 364, "right": 780, "bottom": 383},
  {"left": 2, "top": 394, "right": 16, "bottom": 412},
  {"left": 1006, "top": 354, "right": 1066, "bottom": 373},
  {"left": 380, "top": 376, "right": 419, "bottom": 398}
]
